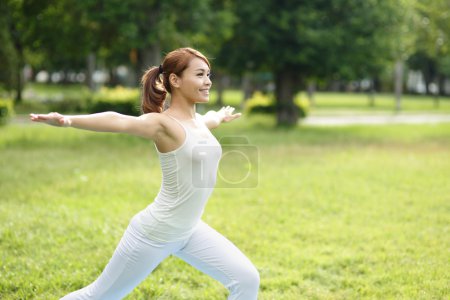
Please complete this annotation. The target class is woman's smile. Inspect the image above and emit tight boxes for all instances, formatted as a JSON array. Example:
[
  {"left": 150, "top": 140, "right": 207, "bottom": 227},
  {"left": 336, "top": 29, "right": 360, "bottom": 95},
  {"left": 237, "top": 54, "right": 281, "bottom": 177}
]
[{"left": 200, "top": 88, "right": 210, "bottom": 95}]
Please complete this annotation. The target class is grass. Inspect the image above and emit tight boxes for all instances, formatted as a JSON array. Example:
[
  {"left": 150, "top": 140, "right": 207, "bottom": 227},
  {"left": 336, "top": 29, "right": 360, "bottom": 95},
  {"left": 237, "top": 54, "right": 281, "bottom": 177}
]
[
  {"left": 1, "top": 115, "right": 449, "bottom": 299},
  {"left": 306, "top": 92, "right": 450, "bottom": 115}
]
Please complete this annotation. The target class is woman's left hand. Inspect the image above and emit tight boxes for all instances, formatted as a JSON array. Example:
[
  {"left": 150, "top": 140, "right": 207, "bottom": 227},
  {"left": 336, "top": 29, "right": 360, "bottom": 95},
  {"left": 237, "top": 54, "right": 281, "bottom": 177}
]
[{"left": 218, "top": 106, "right": 241, "bottom": 123}]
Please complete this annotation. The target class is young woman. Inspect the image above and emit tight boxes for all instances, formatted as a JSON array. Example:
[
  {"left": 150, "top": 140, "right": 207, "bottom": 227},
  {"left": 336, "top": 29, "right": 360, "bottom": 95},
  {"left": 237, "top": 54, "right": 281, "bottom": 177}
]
[{"left": 30, "top": 47, "right": 260, "bottom": 300}]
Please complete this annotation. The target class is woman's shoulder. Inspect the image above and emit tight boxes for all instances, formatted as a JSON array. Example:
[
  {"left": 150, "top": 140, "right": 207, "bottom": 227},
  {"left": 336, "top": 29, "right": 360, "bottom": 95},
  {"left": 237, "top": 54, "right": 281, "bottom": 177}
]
[
  {"left": 139, "top": 112, "right": 171, "bottom": 125},
  {"left": 137, "top": 112, "right": 177, "bottom": 136}
]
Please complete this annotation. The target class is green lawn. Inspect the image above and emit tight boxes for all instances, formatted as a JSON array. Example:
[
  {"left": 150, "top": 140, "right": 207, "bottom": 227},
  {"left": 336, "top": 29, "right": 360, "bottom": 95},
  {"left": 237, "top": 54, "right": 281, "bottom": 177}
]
[
  {"left": 1, "top": 116, "right": 449, "bottom": 299},
  {"left": 306, "top": 92, "right": 450, "bottom": 115}
]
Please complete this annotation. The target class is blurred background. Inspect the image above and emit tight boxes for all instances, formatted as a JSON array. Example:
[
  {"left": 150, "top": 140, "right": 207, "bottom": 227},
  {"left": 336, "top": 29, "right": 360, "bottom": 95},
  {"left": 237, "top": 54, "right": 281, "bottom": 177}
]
[
  {"left": 1, "top": 1, "right": 450, "bottom": 299},
  {"left": 0, "top": 0, "right": 449, "bottom": 126}
]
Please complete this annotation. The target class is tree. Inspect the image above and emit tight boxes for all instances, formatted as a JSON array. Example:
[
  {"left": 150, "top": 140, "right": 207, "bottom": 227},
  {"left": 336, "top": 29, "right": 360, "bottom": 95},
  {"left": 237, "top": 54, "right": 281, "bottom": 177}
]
[
  {"left": 191, "top": 0, "right": 236, "bottom": 107},
  {"left": 80, "top": 0, "right": 235, "bottom": 86},
  {"left": 0, "top": 3, "right": 19, "bottom": 94},
  {"left": 0, "top": 0, "right": 95, "bottom": 99},
  {"left": 222, "top": 0, "right": 410, "bottom": 125},
  {"left": 382, "top": 0, "right": 418, "bottom": 112},
  {"left": 408, "top": 0, "right": 450, "bottom": 99},
  {"left": 1, "top": 0, "right": 28, "bottom": 102},
  {"left": 2, "top": 0, "right": 235, "bottom": 93}
]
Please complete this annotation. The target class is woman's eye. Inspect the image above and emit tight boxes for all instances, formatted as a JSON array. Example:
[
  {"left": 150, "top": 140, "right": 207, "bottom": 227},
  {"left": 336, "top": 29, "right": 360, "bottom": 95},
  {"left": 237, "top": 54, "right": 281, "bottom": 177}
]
[{"left": 196, "top": 73, "right": 211, "bottom": 78}]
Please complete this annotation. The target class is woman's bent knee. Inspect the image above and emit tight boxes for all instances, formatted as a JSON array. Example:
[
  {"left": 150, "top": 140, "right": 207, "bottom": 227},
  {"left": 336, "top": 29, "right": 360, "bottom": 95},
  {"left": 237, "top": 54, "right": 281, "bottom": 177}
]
[
  {"left": 243, "top": 265, "right": 260, "bottom": 291},
  {"left": 228, "top": 265, "right": 260, "bottom": 299}
]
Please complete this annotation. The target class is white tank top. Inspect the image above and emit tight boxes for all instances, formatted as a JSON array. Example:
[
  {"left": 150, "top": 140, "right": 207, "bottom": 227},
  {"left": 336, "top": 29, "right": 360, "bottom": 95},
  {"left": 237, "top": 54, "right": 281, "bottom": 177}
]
[{"left": 136, "top": 113, "right": 222, "bottom": 242}]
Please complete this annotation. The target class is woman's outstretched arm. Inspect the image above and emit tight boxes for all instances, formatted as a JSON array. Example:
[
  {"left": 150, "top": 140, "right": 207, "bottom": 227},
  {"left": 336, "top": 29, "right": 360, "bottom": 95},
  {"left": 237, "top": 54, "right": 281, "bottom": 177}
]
[
  {"left": 29, "top": 111, "right": 164, "bottom": 139},
  {"left": 201, "top": 106, "right": 241, "bottom": 130}
]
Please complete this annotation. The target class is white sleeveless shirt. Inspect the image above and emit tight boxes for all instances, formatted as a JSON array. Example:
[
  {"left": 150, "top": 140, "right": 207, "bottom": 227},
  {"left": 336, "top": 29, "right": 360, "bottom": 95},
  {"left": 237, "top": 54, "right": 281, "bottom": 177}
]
[{"left": 135, "top": 114, "right": 222, "bottom": 242}]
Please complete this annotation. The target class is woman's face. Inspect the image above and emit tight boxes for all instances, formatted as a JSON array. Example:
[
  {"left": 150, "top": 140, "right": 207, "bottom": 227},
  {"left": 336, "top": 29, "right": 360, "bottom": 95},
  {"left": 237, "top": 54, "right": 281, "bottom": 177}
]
[{"left": 175, "top": 57, "right": 212, "bottom": 104}]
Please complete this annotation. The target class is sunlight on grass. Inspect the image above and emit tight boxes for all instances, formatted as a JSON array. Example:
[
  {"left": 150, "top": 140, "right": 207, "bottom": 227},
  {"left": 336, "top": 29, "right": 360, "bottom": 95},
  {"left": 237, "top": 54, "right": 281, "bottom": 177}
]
[
  {"left": 306, "top": 92, "right": 450, "bottom": 114},
  {"left": 1, "top": 119, "right": 449, "bottom": 299}
]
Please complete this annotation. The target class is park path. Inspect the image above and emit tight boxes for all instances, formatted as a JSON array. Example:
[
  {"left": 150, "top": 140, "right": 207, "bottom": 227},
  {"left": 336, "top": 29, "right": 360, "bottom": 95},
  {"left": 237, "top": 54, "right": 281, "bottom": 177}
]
[{"left": 301, "top": 113, "right": 450, "bottom": 126}]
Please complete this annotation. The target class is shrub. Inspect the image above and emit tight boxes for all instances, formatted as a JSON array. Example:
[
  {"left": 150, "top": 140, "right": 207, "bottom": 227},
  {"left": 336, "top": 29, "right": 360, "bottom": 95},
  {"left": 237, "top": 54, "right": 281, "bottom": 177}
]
[
  {"left": 244, "top": 91, "right": 276, "bottom": 114},
  {"left": 244, "top": 91, "right": 309, "bottom": 117},
  {"left": 294, "top": 95, "right": 310, "bottom": 118},
  {"left": 0, "top": 98, "right": 14, "bottom": 126},
  {"left": 89, "top": 86, "right": 141, "bottom": 116}
]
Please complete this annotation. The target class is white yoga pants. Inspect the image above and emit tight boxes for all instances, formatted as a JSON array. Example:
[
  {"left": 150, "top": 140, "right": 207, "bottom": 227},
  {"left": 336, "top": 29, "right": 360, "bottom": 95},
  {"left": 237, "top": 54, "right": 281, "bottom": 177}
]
[{"left": 60, "top": 217, "right": 259, "bottom": 300}]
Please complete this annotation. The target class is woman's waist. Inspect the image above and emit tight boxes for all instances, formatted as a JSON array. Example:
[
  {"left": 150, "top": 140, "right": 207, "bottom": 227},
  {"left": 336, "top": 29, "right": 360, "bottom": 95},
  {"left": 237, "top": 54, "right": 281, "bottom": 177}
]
[
  {"left": 156, "top": 186, "right": 213, "bottom": 203},
  {"left": 132, "top": 208, "right": 199, "bottom": 243},
  {"left": 143, "top": 201, "right": 205, "bottom": 228}
]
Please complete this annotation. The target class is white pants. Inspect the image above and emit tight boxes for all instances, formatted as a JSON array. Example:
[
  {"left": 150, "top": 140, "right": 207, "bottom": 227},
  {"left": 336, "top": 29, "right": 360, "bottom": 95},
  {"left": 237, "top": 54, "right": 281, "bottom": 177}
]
[{"left": 60, "top": 217, "right": 259, "bottom": 300}]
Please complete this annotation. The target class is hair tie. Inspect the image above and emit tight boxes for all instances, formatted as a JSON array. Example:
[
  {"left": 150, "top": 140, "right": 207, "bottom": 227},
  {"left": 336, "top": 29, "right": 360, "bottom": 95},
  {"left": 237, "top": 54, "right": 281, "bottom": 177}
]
[{"left": 158, "top": 65, "right": 163, "bottom": 74}]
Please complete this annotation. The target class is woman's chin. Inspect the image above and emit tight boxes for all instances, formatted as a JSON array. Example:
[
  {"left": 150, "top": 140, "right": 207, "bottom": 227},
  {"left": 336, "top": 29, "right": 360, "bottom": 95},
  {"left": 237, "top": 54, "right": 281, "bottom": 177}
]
[{"left": 196, "top": 97, "right": 210, "bottom": 103}]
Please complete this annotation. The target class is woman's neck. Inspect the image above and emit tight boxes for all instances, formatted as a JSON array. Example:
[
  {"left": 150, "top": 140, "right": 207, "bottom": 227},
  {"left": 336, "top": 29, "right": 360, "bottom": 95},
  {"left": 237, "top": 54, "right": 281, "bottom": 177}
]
[{"left": 165, "top": 99, "right": 196, "bottom": 120}]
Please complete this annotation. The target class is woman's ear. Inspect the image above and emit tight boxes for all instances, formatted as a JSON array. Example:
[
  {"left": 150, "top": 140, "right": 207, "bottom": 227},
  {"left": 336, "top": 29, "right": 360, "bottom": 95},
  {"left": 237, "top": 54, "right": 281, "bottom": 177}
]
[{"left": 169, "top": 73, "right": 180, "bottom": 89}]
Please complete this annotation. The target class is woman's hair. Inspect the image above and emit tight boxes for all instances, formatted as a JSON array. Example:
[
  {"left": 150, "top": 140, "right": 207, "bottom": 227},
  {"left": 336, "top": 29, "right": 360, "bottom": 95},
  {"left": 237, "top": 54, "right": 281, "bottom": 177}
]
[{"left": 140, "top": 47, "right": 210, "bottom": 114}]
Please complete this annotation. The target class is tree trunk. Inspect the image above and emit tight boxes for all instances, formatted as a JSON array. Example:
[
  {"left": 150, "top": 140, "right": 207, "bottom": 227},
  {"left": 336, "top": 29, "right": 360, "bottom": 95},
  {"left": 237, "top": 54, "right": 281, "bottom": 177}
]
[
  {"left": 138, "top": 44, "right": 161, "bottom": 72},
  {"left": 86, "top": 53, "right": 96, "bottom": 91},
  {"left": 138, "top": 44, "right": 161, "bottom": 79},
  {"left": 240, "top": 73, "right": 254, "bottom": 110},
  {"left": 9, "top": 15, "right": 23, "bottom": 103},
  {"left": 215, "top": 71, "right": 224, "bottom": 107},
  {"left": 307, "top": 80, "right": 316, "bottom": 107},
  {"left": 14, "top": 39, "right": 24, "bottom": 103},
  {"left": 368, "top": 79, "right": 375, "bottom": 107},
  {"left": 424, "top": 79, "right": 431, "bottom": 95},
  {"left": 108, "top": 68, "right": 119, "bottom": 86},
  {"left": 394, "top": 59, "right": 403, "bottom": 113},
  {"left": 438, "top": 74, "right": 446, "bottom": 96},
  {"left": 423, "top": 65, "right": 432, "bottom": 95},
  {"left": 241, "top": 73, "right": 253, "bottom": 101},
  {"left": 275, "top": 70, "right": 298, "bottom": 126},
  {"left": 433, "top": 74, "right": 446, "bottom": 108},
  {"left": 15, "top": 60, "right": 23, "bottom": 103},
  {"left": 432, "top": 78, "right": 439, "bottom": 108}
]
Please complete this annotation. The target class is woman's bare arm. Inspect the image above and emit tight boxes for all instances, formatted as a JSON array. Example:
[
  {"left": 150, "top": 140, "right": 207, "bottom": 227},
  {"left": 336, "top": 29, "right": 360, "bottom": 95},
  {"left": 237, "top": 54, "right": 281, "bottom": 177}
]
[{"left": 29, "top": 111, "right": 164, "bottom": 140}]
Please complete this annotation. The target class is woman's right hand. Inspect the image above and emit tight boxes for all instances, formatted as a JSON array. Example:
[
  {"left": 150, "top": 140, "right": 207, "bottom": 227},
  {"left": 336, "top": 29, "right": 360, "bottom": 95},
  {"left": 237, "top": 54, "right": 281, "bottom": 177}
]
[{"left": 29, "top": 112, "right": 72, "bottom": 127}]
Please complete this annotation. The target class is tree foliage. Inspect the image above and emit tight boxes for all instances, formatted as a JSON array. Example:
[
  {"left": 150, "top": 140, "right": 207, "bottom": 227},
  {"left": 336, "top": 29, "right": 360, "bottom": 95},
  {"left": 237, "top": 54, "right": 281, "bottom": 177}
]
[
  {"left": 408, "top": 0, "right": 450, "bottom": 95},
  {"left": 0, "top": 0, "right": 235, "bottom": 94},
  {"left": 1, "top": 0, "right": 449, "bottom": 117},
  {"left": 0, "top": 5, "right": 19, "bottom": 91},
  {"left": 222, "top": 0, "right": 409, "bottom": 125}
]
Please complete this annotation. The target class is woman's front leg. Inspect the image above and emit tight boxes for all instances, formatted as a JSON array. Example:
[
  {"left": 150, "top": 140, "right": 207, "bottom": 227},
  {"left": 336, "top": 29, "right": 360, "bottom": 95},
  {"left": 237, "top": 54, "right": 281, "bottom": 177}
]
[{"left": 174, "top": 221, "right": 260, "bottom": 300}]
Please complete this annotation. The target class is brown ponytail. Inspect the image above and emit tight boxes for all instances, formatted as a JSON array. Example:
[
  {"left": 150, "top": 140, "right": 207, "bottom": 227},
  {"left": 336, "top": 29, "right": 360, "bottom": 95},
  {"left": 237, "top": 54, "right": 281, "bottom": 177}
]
[
  {"left": 140, "top": 47, "right": 210, "bottom": 114},
  {"left": 141, "top": 66, "right": 167, "bottom": 113}
]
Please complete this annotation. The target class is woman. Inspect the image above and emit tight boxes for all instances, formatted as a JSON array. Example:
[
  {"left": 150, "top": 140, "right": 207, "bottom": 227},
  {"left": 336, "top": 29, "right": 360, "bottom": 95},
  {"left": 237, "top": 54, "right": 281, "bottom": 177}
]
[{"left": 30, "top": 47, "right": 260, "bottom": 299}]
